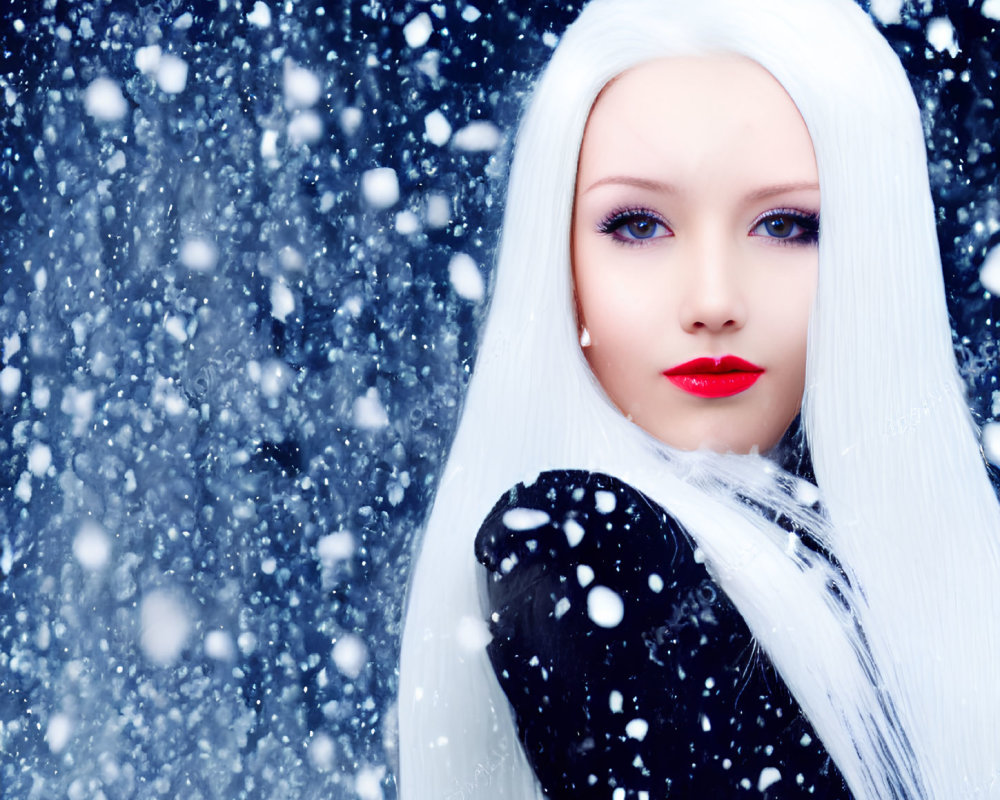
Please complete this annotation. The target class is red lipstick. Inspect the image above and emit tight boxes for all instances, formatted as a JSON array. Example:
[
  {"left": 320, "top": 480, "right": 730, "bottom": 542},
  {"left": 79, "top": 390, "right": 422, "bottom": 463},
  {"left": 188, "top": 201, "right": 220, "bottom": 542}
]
[{"left": 663, "top": 356, "right": 764, "bottom": 398}]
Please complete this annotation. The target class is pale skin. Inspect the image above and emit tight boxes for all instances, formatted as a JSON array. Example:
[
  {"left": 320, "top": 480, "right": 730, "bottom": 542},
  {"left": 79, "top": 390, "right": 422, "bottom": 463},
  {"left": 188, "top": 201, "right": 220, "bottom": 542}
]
[{"left": 573, "top": 55, "right": 820, "bottom": 454}]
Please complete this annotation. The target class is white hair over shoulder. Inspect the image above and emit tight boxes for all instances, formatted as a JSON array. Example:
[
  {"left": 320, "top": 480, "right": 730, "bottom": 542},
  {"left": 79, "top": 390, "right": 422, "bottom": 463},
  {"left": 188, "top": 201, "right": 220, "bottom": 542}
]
[{"left": 398, "top": 0, "right": 1000, "bottom": 797}]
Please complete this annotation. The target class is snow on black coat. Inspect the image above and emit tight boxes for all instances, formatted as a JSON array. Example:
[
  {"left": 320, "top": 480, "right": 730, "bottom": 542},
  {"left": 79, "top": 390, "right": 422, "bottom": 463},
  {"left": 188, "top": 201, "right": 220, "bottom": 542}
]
[{"left": 476, "top": 470, "right": 849, "bottom": 799}]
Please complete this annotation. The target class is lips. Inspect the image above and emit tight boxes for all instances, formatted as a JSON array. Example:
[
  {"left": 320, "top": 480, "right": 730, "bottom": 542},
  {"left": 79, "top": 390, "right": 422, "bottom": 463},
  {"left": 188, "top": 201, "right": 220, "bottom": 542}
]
[{"left": 663, "top": 356, "right": 764, "bottom": 399}]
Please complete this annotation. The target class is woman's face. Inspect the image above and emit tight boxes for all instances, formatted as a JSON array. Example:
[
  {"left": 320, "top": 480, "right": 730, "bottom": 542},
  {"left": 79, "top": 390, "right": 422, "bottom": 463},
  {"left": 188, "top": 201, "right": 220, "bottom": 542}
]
[{"left": 572, "top": 56, "right": 819, "bottom": 454}]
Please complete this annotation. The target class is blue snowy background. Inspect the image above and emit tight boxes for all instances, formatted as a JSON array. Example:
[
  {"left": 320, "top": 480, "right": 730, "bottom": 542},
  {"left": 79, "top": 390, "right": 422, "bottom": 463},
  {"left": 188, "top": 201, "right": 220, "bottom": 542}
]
[{"left": 0, "top": 1, "right": 997, "bottom": 798}]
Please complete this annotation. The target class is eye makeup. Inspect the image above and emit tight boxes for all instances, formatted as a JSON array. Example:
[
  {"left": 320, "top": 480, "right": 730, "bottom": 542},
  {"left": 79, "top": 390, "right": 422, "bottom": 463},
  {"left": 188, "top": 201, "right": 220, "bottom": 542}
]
[
  {"left": 748, "top": 208, "right": 820, "bottom": 245},
  {"left": 597, "top": 206, "right": 672, "bottom": 245}
]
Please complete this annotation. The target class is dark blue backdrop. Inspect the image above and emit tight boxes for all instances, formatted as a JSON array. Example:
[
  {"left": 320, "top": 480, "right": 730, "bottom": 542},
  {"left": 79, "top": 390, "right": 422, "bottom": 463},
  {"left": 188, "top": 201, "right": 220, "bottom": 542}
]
[{"left": 0, "top": 1, "right": 997, "bottom": 797}]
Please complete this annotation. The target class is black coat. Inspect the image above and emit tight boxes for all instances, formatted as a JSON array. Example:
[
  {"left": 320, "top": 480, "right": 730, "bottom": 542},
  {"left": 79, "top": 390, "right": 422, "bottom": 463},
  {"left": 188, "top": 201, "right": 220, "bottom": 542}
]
[{"left": 476, "top": 470, "right": 849, "bottom": 799}]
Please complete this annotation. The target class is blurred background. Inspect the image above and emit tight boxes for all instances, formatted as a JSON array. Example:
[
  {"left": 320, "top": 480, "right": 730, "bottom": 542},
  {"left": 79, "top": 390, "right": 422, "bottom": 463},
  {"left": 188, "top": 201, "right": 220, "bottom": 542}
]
[{"left": 0, "top": 1, "right": 997, "bottom": 797}]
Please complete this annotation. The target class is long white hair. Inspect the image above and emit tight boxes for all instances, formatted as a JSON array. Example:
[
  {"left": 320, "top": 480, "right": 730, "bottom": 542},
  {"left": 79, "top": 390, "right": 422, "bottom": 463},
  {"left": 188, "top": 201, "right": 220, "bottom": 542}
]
[{"left": 398, "top": 0, "right": 1000, "bottom": 797}]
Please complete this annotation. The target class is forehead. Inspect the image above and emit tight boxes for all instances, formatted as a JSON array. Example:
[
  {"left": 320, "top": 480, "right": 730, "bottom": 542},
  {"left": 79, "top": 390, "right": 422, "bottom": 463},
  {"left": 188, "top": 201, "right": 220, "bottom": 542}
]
[{"left": 577, "top": 55, "right": 816, "bottom": 192}]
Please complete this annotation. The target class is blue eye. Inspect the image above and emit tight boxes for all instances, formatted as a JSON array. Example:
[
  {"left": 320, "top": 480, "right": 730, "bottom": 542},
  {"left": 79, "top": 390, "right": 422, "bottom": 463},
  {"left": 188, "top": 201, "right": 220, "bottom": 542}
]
[
  {"left": 599, "top": 209, "right": 672, "bottom": 244},
  {"left": 750, "top": 210, "right": 819, "bottom": 244}
]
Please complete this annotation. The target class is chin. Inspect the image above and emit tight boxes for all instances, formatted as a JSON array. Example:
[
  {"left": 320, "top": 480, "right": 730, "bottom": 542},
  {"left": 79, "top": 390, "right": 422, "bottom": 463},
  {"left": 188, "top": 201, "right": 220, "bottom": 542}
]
[{"left": 650, "top": 425, "right": 783, "bottom": 456}]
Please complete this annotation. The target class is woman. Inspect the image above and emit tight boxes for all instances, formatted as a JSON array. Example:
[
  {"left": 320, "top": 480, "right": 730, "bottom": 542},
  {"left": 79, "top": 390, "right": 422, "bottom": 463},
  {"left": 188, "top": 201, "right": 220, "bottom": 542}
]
[{"left": 399, "top": 0, "right": 1000, "bottom": 797}]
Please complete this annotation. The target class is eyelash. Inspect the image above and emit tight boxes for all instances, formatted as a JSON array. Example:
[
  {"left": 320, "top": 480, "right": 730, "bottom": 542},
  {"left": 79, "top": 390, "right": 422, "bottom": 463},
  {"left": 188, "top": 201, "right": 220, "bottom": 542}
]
[
  {"left": 749, "top": 208, "right": 820, "bottom": 247},
  {"left": 597, "top": 207, "right": 671, "bottom": 247},
  {"left": 596, "top": 207, "right": 821, "bottom": 247}
]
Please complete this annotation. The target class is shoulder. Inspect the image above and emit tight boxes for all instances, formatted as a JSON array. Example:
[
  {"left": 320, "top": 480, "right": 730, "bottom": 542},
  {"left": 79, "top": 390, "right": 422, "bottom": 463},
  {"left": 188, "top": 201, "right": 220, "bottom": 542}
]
[
  {"left": 475, "top": 470, "right": 718, "bottom": 644},
  {"left": 475, "top": 469, "right": 684, "bottom": 575}
]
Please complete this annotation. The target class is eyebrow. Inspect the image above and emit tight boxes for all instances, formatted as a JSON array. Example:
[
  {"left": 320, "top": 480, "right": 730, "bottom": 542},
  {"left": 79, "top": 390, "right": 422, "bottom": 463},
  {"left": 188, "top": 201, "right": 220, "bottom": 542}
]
[
  {"left": 581, "top": 176, "right": 678, "bottom": 195},
  {"left": 743, "top": 181, "right": 821, "bottom": 202},
  {"left": 581, "top": 176, "right": 820, "bottom": 202}
]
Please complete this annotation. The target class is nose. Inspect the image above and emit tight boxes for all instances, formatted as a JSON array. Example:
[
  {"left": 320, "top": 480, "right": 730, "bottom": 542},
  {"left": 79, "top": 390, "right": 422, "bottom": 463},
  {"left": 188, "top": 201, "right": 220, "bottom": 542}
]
[{"left": 677, "top": 240, "right": 747, "bottom": 334}]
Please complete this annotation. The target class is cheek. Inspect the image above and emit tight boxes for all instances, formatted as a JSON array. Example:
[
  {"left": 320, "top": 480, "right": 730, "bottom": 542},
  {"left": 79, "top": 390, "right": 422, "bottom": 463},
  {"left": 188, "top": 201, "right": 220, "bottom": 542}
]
[
  {"left": 575, "top": 260, "right": 649, "bottom": 404},
  {"left": 577, "top": 264, "right": 657, "bottom": 363},
  {"left": 769, "top": 266, "right": 816, "bottom": 399},
  {"left": 575, "top": 244, "right": 667, "bottom": 337}
]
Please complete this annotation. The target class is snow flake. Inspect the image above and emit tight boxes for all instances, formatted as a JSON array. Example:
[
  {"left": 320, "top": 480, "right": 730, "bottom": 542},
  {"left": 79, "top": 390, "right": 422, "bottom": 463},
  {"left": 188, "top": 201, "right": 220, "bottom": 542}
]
[
  {"left": 456, "top": 615, "right": 492, "bottom": 651},
  {"left": 15, "top": 473, "right": 31, "bottom": 502},
  {"left": 179, "top": 237, "right": 218, "bottom": 272},
  {"left": 258, "top": 359, "right": 291, "bottom": 398},
  {"left": 587, "top": 585, "right": 624, "bottom": 628},
  {"left": 356, "top": 765, "right": 386, "bottom": 800},
  {"left": 424, "top": 109, "right": 452, "bottom": 146},
  {"left": 869, "top": 0, "right": 903, "bottom": 25},
  {"left": 332, "top": 634, "right": 368, "bottom": 679},
  {"left": 395, "top": 210, "right": 420, "bottom": 235},
  {"left": 452, "top": 121, "right": 501, "bottom": 152},
  {"left": 270, "top": 279, "right": 295, "bottom": 322},
  {"left": 625, "top": 717, "right": 648, "bottom": 741},
  {"left": 84, "top": 78, "right": 127, "bottom": 122},
  {"left": 27, "top": 443, "right": 51, "bottom": 476},
  {"left": 260, "top": 129, "right": 280, "bottom": 162},
  {"left": 361, "top": 167, "right": 400, "bottom": 209},
  {"left": 278, "top": 246, "right": 304, "bottom": 271},
  {"left": 502, "top": 508, "right": 550, "bottom": 531},
  {"left": 648, "top": 573, "right": 664, "bottom": 593},
  {"left": 448, "top": 253, "right": 484, "bottom": 301},
  {"left": 247, "top": 1, "right": 272, "bottom": 27},
  {"left": 45, "top": 713, "right": 73, "bottom": 754},
  {"left": 594, "top": 490, "right": 616, "bottom": 513},
  {"left": 554, "top": 597, "right": 571, "bottom": 619},
  {"left": 317, "top": 531, "right": 355, "bottom": 567},
  {"left": 353, "top": 387, "right": 389, "bottom": 430},
  {"left": 563, "top": 518, "right": 585, "bottom": 547},
  {"left": 403, "top": 13, "right": 433, "bottom": 48},
  {"left": 156, "top": 54, "right": 189, "bottom": 94},
  {"left": 758, "top": 767, "right": 782, "bottom": 792},
  {"left": 979, "top": 244, "right": 1000, "bottom": 294},
  {"left": 284, "top": 61, "right": 322, "bottom": 109},
  {"left": 204, "top": 630, "right": 235, "bottom": 661},
  {"left": 164, "top": 315, "right": 187, "bottom": 343},
  {"left": 341, "top": 106, "right": 362, "bottom": 135},
  {"left": 0, "top": 365, "right": 21, "bottom": 396},
  {"left": 73, "top": 521, "right": 111, "bottom": 571},
  {"left": 287, "top": 111, "right": 323, "bottom": 146},
  {"left": 140, "top": 590, "right": 191, "bottom": 666},
  {"left": 106, "top": 150, "right": 126, "bottom": 173},
  {"left": 926, "top": 17, "right": 958, "bottom": 57},
  {"left": 609, "top": 690, "right": 623, "bottom": 713},
  {"left": 62, "top": 386, "right": 96, "bottom": 434},
  {"left": 308, "top": 732, "right": 336, "bottom": 771},
  {"left": 425, "top": 193, "right": 450, "bottom": 228},
  {"left": 135, "top": 44, "right": 162, "bottom": 74},
  {"left": 577, "top": 564, "right": 595, "bottom": 587},
  {"left": 2, "top": 332, "right": 20, "bottom": 360}
]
